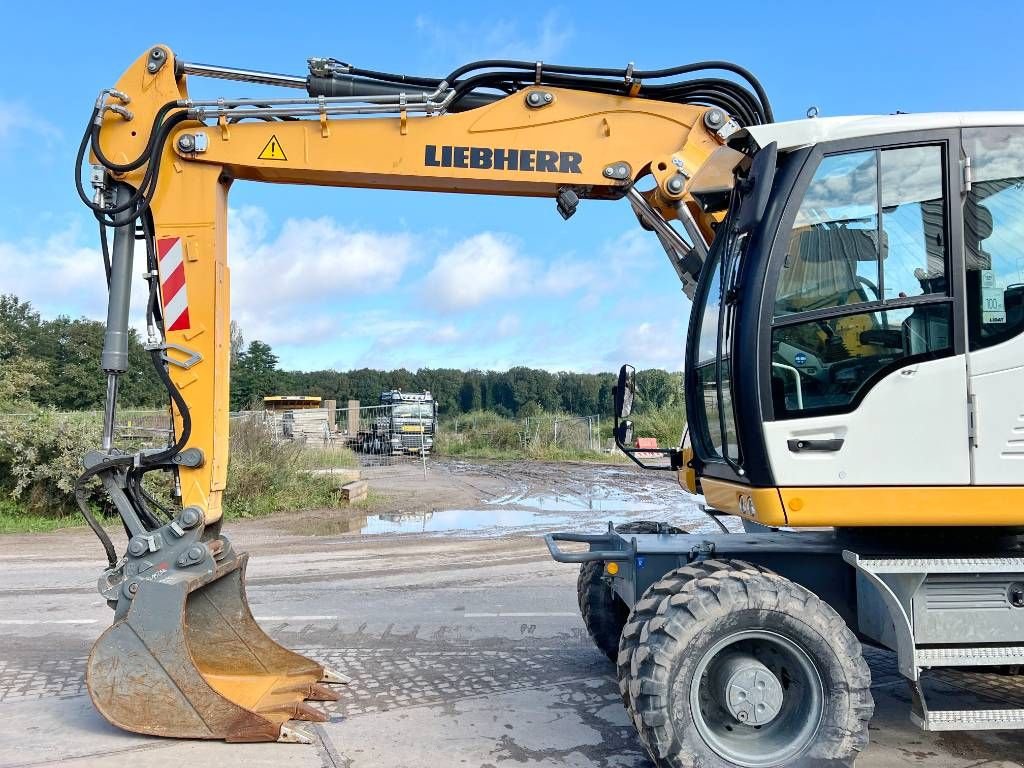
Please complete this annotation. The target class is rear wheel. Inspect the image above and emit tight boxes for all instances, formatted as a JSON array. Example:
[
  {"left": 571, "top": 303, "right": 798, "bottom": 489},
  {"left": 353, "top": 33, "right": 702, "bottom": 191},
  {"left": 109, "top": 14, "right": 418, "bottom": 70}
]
[
  {"left": 576, "top": 522, "right": 683, "bottom": 661},
  {"left": 628, "top": 567, "right": 873, "bottom": 768}
]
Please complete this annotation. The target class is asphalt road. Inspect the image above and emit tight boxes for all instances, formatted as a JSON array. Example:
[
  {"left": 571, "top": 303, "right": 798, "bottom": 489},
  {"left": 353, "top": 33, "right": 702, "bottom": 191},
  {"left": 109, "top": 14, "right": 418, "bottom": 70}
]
[{"left": 0, "top": 460, "right": 1022, "bottom": 767}]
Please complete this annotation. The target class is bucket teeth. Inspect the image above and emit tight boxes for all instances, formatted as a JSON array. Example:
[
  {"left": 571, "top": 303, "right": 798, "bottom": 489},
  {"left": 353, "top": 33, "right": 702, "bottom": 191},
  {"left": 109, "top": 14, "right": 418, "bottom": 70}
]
[
  {"left": 321, "top": 667, "right": 352, "bottom": 685},
  {"left": 278, "top": 725, "right": 314, "bottom": 744},
  {"left": 292, "top": 702, "right": 329, "bottom": 722},
  {"left": 260, "top": 701, "right": 329, "bottom": 723},
  {"left": 306, "top": 683, "right": 343, "bottom": 702}
]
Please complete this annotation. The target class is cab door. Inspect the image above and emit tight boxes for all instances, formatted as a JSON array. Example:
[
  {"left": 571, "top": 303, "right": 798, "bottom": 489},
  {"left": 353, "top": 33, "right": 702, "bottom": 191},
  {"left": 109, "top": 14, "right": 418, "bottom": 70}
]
[
  {"left": 962, "top": 126, "right": 1024, "bottom": 484},
  {"left": 760, "top": 132, "right": 971, "bottom": 487}
]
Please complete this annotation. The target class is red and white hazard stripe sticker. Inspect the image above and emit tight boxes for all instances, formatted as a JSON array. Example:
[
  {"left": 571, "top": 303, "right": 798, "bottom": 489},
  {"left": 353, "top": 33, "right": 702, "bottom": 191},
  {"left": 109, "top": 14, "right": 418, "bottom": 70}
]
[{"left": 157, "top": 237, "right": 191, "bottom": 332}]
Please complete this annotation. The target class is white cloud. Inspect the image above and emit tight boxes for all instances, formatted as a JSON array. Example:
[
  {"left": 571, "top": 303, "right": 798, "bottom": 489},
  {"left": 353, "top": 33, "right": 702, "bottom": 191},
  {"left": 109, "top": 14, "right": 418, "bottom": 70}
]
[
  {"left": 496, "top": 313, "right": 520, "bottom": 337},
  {"left": 0, "top": 224, "right": 152, "bottom": 328},
  {"left": 0, "top": 101, "right": 62, "bottom": 153},
  {"left": 424, "top": 232, "right": 531, "bottom": 310},
  {"left": 608, "top": 320, "right": 687, "bottom": 372},
  {"left": 415, "top": 9, "right": 573, "bottom": 64},
  {"left": 229, "top": 206, "right": 416, "bottom": 309},
  {"left": 421, "top": 228, "right": 650, "bottom": 312}
]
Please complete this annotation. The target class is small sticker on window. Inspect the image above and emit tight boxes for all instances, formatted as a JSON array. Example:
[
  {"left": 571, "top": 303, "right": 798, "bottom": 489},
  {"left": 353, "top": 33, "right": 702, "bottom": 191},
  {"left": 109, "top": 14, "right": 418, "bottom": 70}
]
[{"left": 981, "top": 269, "right": 1006, "bottom": 323}]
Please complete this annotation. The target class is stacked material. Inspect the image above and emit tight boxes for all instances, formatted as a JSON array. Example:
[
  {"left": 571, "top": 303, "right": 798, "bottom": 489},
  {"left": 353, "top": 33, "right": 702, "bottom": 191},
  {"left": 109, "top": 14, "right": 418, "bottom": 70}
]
[{"left": 282, "top": 408, "right": 330, "bottom": 442}]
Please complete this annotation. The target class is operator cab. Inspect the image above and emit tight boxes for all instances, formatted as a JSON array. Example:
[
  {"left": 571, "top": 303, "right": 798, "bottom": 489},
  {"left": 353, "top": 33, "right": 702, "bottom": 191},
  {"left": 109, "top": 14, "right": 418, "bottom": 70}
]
[{"left": 679, "top": 113, "right": 1024, "bottom": 524}]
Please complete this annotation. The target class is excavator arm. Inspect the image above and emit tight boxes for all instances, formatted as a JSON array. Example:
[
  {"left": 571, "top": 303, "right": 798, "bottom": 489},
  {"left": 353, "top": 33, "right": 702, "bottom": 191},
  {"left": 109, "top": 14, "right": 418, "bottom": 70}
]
[{"left": 76, "top": 44, "right": 769, "bottom": 743}]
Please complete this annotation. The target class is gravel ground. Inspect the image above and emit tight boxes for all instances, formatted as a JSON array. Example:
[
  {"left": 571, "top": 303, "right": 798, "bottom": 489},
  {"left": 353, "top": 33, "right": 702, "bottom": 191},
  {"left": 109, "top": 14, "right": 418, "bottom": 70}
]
[{"left": 0, "top": 459, "right": 1021, "bottom": 767}]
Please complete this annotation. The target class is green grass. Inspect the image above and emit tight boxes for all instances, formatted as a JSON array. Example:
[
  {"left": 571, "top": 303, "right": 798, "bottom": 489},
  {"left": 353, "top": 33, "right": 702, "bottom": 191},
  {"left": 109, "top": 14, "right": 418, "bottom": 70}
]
[
  {"left": 436, "top": 406, "right": 687, "bottom": 462},
  {"left": 296, "top": 444, "right": 359, "bottom": 470},
  {"left": 629, "top": 404, "right": 688, "bottom": 448},
  {"left": 436, "top": 409, "right": 625, "bottom": 463},
  {"left": 0, "top": 496, "right": 83, "bottom": 533}
]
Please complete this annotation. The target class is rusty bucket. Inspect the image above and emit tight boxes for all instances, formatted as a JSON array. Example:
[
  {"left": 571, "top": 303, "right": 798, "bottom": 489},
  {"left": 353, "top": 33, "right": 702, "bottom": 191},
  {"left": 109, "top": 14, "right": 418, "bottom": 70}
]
[{"left": 87, "top": 551, "right": 346, "bottom": 742}]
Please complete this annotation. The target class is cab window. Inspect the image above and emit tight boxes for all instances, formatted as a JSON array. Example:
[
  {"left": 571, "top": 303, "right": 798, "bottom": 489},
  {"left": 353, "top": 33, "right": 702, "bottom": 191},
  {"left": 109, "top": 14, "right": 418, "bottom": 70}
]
[
  {"left": 770, "top": 143, "right": 954, "bottom": 418},
  {"left": 963, "top": 127, "right": 1024, "bottom": 351}
]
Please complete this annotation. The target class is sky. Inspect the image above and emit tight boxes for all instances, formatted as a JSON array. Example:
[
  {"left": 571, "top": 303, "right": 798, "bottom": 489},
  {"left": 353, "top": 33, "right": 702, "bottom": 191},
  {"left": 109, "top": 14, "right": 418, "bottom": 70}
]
[{"left": 0, "top": 1, "right": 1021, "bottom": 373}]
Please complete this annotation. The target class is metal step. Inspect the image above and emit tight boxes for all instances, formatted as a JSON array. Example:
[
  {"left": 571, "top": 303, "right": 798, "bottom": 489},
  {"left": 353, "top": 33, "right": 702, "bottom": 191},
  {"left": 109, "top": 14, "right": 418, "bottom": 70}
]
[
  {"left": 912, "top": 708, "right": 1024, "bottom": 731},
  {"left": 856, "top": 556, "right": 1024, "bottom": 574},
  {"left": 917, "top": 646, "right": 1024, "bottom": 667}
]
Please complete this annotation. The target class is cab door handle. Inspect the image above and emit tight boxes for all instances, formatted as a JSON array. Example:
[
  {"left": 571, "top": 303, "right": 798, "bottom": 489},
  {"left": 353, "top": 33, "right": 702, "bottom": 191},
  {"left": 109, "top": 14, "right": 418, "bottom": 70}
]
[{"left": 787, "top": 438, "right": 844, "bottom": 453}]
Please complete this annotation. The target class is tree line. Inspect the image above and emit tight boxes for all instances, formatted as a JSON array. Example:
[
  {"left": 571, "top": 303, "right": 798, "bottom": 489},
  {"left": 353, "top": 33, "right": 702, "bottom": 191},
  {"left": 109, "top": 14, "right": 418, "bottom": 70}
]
[{"left": 1, "top": 295, "right": 683, "bottom": 417}]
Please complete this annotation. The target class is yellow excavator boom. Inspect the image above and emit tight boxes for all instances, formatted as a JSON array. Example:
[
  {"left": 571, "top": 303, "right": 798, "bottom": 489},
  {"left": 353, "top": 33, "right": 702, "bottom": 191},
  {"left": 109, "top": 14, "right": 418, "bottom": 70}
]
[{"left": 76, "top": 44, "right": 761, "bottom": 742}]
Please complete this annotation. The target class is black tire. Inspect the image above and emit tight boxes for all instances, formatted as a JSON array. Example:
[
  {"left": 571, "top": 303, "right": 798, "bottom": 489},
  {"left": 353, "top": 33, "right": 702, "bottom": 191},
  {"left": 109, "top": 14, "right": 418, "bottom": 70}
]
[
  {"left": 617, "top": 559, "right": 767, "bottom": 709},
  {"left": 628, "top": 568, "right": 873, "bottom": 768},
  {"left": 577, "top": 522, "right": 684, "bottom": 662}
]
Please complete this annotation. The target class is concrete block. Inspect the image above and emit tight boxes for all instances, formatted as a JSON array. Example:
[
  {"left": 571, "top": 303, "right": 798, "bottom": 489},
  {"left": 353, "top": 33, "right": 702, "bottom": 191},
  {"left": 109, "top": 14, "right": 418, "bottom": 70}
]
[{"left": 342, "top": 480, "right": 368, "bottom": 503}]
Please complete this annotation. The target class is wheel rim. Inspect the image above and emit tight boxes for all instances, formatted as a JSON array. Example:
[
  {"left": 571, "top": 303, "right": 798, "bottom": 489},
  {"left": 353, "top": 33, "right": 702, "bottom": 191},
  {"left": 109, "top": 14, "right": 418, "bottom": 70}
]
[{"left": 686, "top": 629, "right": 825, "bottom": 767}]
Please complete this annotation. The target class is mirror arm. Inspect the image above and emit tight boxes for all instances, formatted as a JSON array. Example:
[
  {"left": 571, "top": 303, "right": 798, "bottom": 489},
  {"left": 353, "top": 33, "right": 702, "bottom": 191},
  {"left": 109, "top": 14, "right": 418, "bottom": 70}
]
[{"left": 613, "top": 413, "right": 682, "bottom": 472}]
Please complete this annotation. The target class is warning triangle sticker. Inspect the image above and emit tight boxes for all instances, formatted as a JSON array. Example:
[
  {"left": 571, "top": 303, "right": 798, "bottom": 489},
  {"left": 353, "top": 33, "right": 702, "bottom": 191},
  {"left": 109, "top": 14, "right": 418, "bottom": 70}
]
[{"left": 258, "top": 135, "right": 287, "bottom": 161}]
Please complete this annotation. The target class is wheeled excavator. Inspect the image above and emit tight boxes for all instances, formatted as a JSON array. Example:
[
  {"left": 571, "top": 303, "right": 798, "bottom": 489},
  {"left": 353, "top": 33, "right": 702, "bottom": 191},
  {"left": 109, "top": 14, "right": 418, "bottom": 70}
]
[{"left": 77, "top": 45, "right": 1024, "bottom": 767}]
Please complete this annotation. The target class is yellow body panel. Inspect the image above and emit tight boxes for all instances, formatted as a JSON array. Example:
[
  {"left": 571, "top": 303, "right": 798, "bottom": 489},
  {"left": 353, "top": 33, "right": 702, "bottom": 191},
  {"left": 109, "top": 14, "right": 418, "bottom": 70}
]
[
  {"left": 700, "top": 477, "right": 1024, "bottom": 527},
  {"left": 700, "top": 478, "right": 788, "bottom": 526},
  {"left": 779, "top": 486, "right": 1024, "bottom": 527}
]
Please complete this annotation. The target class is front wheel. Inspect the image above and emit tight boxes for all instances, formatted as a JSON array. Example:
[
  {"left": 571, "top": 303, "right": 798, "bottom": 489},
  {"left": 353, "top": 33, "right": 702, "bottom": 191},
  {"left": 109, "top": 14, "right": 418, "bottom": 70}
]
[
  {"left": 576, "top": 521, "right": 683, "bottom": 661},
  {"left": 628, "top": 568, "right": 873, "bottom": 767}
]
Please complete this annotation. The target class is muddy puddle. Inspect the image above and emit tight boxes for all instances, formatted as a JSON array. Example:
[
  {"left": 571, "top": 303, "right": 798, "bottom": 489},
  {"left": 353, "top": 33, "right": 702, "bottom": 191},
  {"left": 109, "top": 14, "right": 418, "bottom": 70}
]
[{"left": 282, "top": 460, "right": 710, "bottom": 538}]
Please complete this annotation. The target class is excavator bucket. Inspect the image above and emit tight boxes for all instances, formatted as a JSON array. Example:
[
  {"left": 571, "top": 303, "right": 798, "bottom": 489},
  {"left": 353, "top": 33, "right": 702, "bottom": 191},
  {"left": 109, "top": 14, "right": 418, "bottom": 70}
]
[{"left": 86, "top": 545, "right": 348, "bottom": 742}]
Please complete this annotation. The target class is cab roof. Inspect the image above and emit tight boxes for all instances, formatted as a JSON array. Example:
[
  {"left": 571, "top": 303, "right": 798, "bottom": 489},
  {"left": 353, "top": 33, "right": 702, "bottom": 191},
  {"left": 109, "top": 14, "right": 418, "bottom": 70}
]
[{"left": 743, "top": 111, "right": 1024, "bottom": 151}]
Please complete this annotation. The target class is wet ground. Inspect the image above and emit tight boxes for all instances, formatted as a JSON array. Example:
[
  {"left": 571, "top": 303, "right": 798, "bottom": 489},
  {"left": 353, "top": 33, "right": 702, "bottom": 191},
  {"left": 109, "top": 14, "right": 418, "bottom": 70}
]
[{"left": 0, "top": 459, "right": 1021, "bottom": 767}]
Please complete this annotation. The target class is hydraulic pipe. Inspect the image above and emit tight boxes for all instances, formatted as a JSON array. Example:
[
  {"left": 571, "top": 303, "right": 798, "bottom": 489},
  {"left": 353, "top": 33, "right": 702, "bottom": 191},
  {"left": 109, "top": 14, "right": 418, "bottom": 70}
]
[{"left": 100, "top": 183, "right": 135, "bottom": 451}]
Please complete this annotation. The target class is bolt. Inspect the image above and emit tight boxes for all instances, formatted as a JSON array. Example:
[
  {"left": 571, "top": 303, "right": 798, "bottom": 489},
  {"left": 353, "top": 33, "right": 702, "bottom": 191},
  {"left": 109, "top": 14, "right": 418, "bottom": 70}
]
[
  {"left": 147, "top": 63, "right": 158, "bottom": 73},
  {"left": 187, "top": 545, "right": 205, "bottom": 563},
  {"left": 704, "top": 109, "right": 724, "bottom": 128},
  {"left": 151, "top": 49, "right": 163, "bottom": 59},
  {"left": 667, "top": 176, "right": 684, "bottom": 194},
  {"left": 543, "top": 93, "right": 553, "bottom": 103},
  {"left": 179, "top": 506, "right": 201, "bottom": 529},
  {"left": 527, "top": 92, "right": 543, "bottom": 106},
  {"left": 604, "top": 167, "right": 615, "bottom": 177},
  {"left": 127, "top": 538, "right": 147, "bottom": 557},
  {"left": 1010, "top": 583, "right": 1024, "bottom": 607},
  {"left": 125, "top": 582, "right": 139, "bottom": 597},
  {"left": 177, "top": 134, "right": 195, "bottom": 152}
]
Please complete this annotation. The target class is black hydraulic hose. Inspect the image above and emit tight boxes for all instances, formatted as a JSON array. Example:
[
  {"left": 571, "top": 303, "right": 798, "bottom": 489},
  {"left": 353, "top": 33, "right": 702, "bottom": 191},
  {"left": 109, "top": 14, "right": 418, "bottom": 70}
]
[
  {"left": 90, "top": 101, "right": 181, "bottom": 174},
  {"left": 141, "top": 348, "right": 192, "bottom": 467},
  {"left": 99, "top": 222, "right": 111, "bottom": 286},
  {"left": 439, "top": 58, "right": 772, "bottom": 120},
  {"left": 75, "top": 109, "right": 190, "bottom": 221},
  {"left": 447, "top": 72, "right": 761, "bottom": 126},
  {"left": 75, "top": 457, "right": 132, "bottom": 567}
]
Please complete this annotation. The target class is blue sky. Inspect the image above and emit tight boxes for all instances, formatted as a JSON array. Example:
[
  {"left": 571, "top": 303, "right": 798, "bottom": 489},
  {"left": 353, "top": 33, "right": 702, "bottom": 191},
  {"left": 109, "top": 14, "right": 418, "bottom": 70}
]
[{"left": 1, "top": 1, "right": 1020, "bottom": 373}]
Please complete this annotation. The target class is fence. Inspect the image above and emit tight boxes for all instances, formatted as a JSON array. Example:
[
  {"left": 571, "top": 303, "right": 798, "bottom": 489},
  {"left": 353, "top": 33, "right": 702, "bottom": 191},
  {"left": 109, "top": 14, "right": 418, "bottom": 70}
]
[{"left": 335, "top": 402, "right": 433, "bottom": 470}]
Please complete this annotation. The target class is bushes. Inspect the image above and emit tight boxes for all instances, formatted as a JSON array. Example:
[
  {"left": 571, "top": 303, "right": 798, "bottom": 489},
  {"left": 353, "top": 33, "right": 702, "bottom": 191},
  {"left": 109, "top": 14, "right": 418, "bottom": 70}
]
[
  {"left": 0, "top": 407, "right": 355, "bottom": 527},
  {"left": 629, "top": 405, "right": 688, "bottom": 448},
  {"left": 0, "top": 407, "right": 102, "bottom": 516},
  {"left": 221, "top": 416, "right": 350, "bottom": 519},
  {"left": 436, "top": 410, "right": 610, "bottom": 461}
]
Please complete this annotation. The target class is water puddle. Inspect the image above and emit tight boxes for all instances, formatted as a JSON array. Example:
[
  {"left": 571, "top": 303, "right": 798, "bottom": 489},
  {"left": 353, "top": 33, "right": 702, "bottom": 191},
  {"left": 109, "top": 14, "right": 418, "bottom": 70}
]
[
  {"left": 280, "top": 466, "right": 708, "bottom": 538},
  {"left": 487, "top": 491, "right": 664, "bottom": 513},
  {"left": 286, "top": 503, "right": 708, "bottom": 538}
]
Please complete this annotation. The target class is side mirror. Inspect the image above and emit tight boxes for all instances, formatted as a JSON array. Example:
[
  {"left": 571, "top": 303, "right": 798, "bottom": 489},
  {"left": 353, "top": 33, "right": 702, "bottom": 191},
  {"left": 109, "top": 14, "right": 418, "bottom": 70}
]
[
  {"left": 616, "top": 419, "right": 634, "bottom": 446},
  {"left": 614, "top": 364, "right": 636, "bottom": 419},
  {"left": 734, "top": 142, "right": 777, "bottom": 235}
]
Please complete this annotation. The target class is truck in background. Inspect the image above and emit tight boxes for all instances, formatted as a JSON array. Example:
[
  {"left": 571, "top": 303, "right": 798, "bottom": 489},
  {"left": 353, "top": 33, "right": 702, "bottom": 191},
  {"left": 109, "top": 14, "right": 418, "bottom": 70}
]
[{"left": 351, "top": 390, "right": 437, "bottom": 455}]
